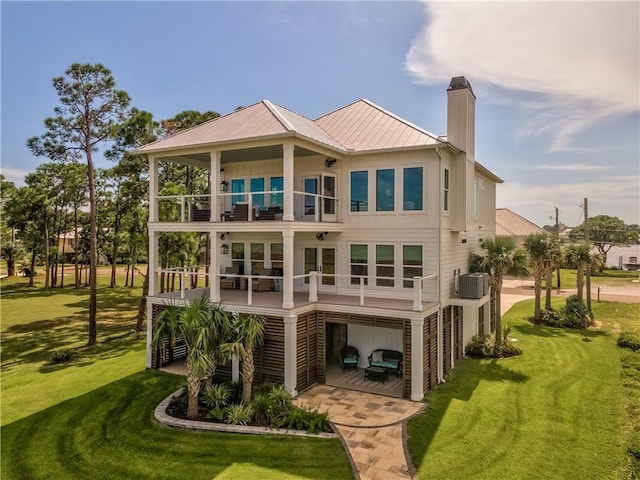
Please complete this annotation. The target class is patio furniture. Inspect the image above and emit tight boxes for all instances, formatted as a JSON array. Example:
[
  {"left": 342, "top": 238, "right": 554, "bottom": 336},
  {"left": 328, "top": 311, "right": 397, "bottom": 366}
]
[
  {"left": 190, "top": 205, "right": 211, "bottom": 222},
  {"left": 364, "top": 366, "right": 388, "bottom": 383},
  {"left": 341, "top": 346, "right": 359, "bottom": 372},
  {"left": 368, "top": 349, "right": 403, "bottom": 378},
  {"left": 232, "top": 202, "right": 252, "bottom": 221},
  {"left": 220, "top": 266, "right": 239, "bottom": 290},
  {"left": 252, "top": 268, "right": 275, "bottom": 292}
]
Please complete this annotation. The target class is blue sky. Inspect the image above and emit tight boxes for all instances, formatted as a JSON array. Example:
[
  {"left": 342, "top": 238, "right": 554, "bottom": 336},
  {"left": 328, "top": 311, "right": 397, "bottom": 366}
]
[{"left": 2, "top": 1, "right": 638, "bottom": 228}]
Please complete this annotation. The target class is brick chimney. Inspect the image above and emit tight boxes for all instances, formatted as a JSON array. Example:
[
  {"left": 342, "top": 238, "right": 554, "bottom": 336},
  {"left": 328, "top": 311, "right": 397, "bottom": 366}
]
[{"left": 447, "top": 76, "right": 475, "bottom": 161}]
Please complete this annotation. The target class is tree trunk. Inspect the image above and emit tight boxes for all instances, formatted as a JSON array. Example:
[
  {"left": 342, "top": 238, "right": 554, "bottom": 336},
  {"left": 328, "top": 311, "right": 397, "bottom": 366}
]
[
  {"left": 74, "top": 209, "right": 80, "bottom": 289},
  {"left": 544, "top": 270, "right": 553, "bottom": 310},
  {"left": 87, "top": 149, "right": 98, "bottom": 346},
  {"left": 185, "top": 358, "right": 201, "bottom": 418},
  {"left": 241, "top": 350, "right": 255, "bottom": 403},
  {"left": 6, "top": 251, "right": 15, "bottom": 277},
  {"left": 494, "top": 285, "right": 503, "bottom": 346},
  {"left": 44, "top": 214, "right": 50, "bottom": 290},
  {"left": 29, "top": 247, "right": 36, "bottom": 287},
  {"left": 576, "top": 267, "right": 585, "bottom": 306},
  {"left": 533, "top": 272, "right": 542, "bottom": 323},
  {"left": 135, "top": 268, "right": 149, "bottom": 332}
]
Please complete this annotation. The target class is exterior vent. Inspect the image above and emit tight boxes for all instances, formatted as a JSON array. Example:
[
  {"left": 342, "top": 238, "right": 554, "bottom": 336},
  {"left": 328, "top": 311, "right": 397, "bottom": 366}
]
[{"left": 459, "top": 274, "right": 484, "bottom": 299}]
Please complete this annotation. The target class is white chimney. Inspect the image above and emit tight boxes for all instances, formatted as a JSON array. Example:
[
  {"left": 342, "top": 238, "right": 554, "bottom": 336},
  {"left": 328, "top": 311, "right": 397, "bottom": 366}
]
[{"left": 447, "top": 76, "right": 475, "bottom": 161}]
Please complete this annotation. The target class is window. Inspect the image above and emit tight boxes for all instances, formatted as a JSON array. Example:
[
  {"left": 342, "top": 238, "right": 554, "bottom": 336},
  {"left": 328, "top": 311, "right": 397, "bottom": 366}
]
[
  {"left": 270, "top": 177, "right": 283, "bottom": 207},
  {"left": 444, "top": 168, "right": 449, "bottom": 212},
  {"left": 304, "top": 177, "right": 317, "bottom": 216},
  {"left": 350, "top": 244, "right": 368, "bottom": 285},
  {"left": 270, "top": 243, "right": 283, "bottom": 274},
  {"left": 350, "top": 171, "right": 368, "bottom": 212},
  {"left": 376, "top": 245, "right": 394, "bottom": 287},
  {"left": 473, "top": 180, "right": 478, "bottom": 219},
  {"left": 231, "top": 179, "right": 245, "bottom": 206},
  {"left": 250, "top": 243, "right": 264, "bottom": 275},
  {"left": 403, "top": 167, "right": 423, "bottom": 211},
  {"left": 376, "top": 169, "right": 394, "bottom": 211},
  {"left": 250, "top": 178, "right": 265, "bottom": 208},
  {"left": 231, "top": 243, "right": 245, "bottom": 275},
  {"left": 403, "top": 245, "right": 423, "bottom": 288}
]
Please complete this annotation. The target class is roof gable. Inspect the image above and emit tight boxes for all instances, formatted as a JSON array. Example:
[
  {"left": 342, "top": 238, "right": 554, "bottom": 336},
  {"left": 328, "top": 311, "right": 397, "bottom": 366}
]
[{"left": 314, "top": 99, "right": 443, "bottom": 152}]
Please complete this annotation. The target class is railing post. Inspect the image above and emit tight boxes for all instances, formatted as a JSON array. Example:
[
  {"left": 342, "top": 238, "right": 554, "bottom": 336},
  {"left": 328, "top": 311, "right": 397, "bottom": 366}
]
[
  {"left": 413, "top": 276, "right": 422, "bottom": 311},
  {"left": 247, "top": 276, "right": 253, "bottom": 305},
  {"left": 309, "top": 271, "right": 318, "bottom": 302},
  {"left": 359, "top": 277, "right": 365, "bottom": 306},
  {"left": 180, "top": 268, "right": 186, "bottom": 300},
  {"left": 181, "top": 197, "right": 185, "bottom": 223}
]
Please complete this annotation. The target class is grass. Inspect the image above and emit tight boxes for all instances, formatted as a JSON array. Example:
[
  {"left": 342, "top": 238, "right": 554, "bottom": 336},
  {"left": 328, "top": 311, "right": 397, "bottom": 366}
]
[
  {"left": 408, "top": 298, "right": 638, "bottom": 480},
  {"left": 1, "top": 272, "right": 353, "bottom": 480},
  {"left": 553, "top": 268, "right": 639, "bottom": 290}
]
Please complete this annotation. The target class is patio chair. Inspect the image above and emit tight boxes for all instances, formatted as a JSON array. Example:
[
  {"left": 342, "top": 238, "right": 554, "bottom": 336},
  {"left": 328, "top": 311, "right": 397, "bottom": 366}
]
[
  {"left": 220, "top": 266, "right": 239, "bottom": 290},
  {"left": 341, "top": 346, "right": 359, "bottom": 372},
  {"left": 252, "top": 268, "right": 275, "bottom": 292}
]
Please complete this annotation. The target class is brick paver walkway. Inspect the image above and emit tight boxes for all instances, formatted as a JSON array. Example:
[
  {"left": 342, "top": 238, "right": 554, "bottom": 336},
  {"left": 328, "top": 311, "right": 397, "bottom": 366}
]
[{"left": 295, "top": 385, "right": 424, "bottom": 480}]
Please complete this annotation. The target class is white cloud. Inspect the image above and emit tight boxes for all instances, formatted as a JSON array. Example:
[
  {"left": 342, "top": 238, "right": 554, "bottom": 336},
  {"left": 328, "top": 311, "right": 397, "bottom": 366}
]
[
  {"left": 0, "top": 166, "right": 28, "bottom": 187},
  {"left": 536, "top": 164, "right": 605, "bottom": 172},
  {"left": 406, "top": 2, "right": 640, "bottom": 151}
]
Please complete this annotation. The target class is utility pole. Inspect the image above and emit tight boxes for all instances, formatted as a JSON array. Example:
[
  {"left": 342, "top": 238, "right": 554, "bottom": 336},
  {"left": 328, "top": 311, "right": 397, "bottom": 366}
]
[
  {"left": 584, "top": 198, "right": 592, "bottom": 314},
  {"left": 555, "top": 206, "right": 561, "bottom": 289}
]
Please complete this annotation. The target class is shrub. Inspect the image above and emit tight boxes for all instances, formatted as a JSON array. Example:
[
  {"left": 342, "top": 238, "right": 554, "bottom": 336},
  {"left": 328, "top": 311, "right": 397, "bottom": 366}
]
[
  {"left": 168, "top": 391, "right": 187, "bottom": 412},
  {"left": 618, "top": 332, "right": 640, "bottom": 351},
  {"left": 206, "top": 406, "right": 227, "bottom": 422},
  {"left": 202, "top": 383, "right": 231, "bottom": 409},
  {"left": 563, "top": 295, "right": 590, "bottom": 328},
  {"left": 225, "top": 403, "right": 254, "bottom": 425},
  {"left": 48, "top": 349, "right": 75, "bottom": 364},
  {"left": 266, "top": 384, "right": 293, "bottom": 408},
  {"left": 280, "top": 404, "right": 331, "bottom": 434},
  {"left": 251, "top": 393, "right": 277, "bottom": 426},
  {"left": 540, "top": 309, "right": 564, "bottom": 327},
  {"left": 465, "top": 335, "right": 494, "bottom": 358}
]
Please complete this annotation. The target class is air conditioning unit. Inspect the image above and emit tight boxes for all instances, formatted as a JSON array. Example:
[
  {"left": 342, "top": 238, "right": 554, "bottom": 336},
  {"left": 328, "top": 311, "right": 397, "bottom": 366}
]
[
  {"left": 459, "top": 274, "right": 484, "bottom": 299},
  {"left": 472, "top": 272, "right": 489, "bottom": 295}
]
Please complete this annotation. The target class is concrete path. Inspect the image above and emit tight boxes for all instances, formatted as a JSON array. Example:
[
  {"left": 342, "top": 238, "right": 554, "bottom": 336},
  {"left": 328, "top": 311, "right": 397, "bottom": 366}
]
[{"left": 295, "top": 385, "right": 424, "bottom": 480}]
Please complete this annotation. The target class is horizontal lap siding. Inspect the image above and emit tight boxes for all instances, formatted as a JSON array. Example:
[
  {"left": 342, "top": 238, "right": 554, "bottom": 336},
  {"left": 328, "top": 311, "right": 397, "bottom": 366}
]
[
  {"left": 255, "top": 316, "right": 284, "bottom": 384},
  {"left": 297, "top": 313, "right": 318, "bottom": 392}
]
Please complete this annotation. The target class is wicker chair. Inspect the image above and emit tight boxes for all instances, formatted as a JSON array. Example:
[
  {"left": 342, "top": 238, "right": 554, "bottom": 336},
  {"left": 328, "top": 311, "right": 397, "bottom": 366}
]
[
  {"left": 252, "top": 268, "right": 274, "bottom": 292},
  {"left": 341, "top": 346, "right": 359, "bottom": 372},
  {"left": 220, "top": 266, "right": 239, "bottom": 290}
]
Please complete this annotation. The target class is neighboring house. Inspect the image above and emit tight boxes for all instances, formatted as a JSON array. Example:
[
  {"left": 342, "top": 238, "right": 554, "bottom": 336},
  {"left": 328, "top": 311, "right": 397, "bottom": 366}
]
[
  {"left": 137, "top": 76, "right": 502, "bottom": 401},
  {"left": 495, "top": 208, "right": 544, "bottom": 246}
]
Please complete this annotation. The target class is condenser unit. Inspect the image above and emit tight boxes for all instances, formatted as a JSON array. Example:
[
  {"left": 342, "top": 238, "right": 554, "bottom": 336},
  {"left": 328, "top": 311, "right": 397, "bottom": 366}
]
[
  {"left": 458, "top": 274, "right": 484, "bottom": 299},
  {"left": 472, "top": 272, "right": 489, "bottom": 296}
]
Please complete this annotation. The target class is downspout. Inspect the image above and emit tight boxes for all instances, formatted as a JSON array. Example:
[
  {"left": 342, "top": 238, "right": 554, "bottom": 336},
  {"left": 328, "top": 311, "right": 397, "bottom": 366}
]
[{"left": 435, "top": 147, "right": 444, "bottom": 383}]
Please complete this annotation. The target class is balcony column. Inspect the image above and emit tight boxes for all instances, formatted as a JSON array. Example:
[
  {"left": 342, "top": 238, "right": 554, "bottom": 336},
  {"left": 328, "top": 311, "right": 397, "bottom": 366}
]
[
  {"left": 283, "top": 143, "right": 294, "bottom": 221},
  {"left": 410, "top": 318, "right": 425, "bottom": 401},
  {"left": 149, "top": 156, "right": 158, "bottom": 222},
  {"left": 146, "top": 301, "right": 154, "bottom": 369},
  {"left": 283, "top": 315, "right": 298, "bottom": 396},
  {"left": 148, "top": 230, "right": 158, "bottom": 297},
  {"left": 209, "top": 150, "right": 221, "bottom": 222},
  {"left": 282, "top": 230, "right": 294, "bottom": 309},
  {"left": 210, "top": 233, "right": 220, "bottom": 302}
]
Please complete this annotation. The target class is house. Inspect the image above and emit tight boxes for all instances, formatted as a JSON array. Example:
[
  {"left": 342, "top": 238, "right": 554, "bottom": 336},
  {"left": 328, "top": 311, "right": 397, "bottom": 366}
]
[
  {"left": 496, "top": 208, "right": 544, "bottom": 246},
  {"left": 137, "top": 76, "right": 501, "bottom": 401}
]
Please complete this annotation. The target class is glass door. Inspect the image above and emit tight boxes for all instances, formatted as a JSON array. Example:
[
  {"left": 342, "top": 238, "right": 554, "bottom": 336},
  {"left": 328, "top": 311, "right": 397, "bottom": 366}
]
[
  {"left": 321, "top": 173, "right": 337, "bottom": 222},
  {"left": 303, "top": 176, "right": 318, "bottom": 221},
  {"left": 303, "top": 246, "right": 336, "bottom": 291}
]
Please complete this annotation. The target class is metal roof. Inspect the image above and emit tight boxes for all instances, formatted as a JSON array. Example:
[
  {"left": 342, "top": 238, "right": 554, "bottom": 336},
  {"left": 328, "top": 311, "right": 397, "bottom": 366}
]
[
  {"left": 314, "top": 99, "right": 443, "bottom": 152},
  {"left": 496, "top": 208, "right": 545, "bottom": 237}
]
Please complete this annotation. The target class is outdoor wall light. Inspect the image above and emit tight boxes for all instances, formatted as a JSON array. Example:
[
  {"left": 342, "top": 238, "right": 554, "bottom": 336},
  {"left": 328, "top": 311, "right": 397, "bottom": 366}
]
[
  {"left": 324, "top": 157, "right": 337, "bottom": 168},
  {"left": 220, "top": 244, "right": 229, "bottom": 255},
  {"left": 220, "top": 180, "right": 229, "bottom": 193},
  {"left": 220, "top": 232, "right": 229, "bottom": 240},
  {"left": 316, "top": 231, "right": 329, "bottom": 241}
]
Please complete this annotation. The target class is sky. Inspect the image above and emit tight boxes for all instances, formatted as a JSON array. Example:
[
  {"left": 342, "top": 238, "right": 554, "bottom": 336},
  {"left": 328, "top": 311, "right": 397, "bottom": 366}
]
[{"left": 1, "top": 1, "right": 639, "bottom": 228}]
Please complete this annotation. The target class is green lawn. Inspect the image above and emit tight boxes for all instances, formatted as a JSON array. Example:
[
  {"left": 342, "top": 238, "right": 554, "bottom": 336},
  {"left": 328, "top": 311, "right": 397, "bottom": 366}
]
[
  {"left": 552, "top": 268, "right": 639, "bottom": 290},
  {"left": 408, "top": 298, "right": 638, "bottom": 480},
  {"left": 1, "top": 274, "right": 353, "bottom": 480}
]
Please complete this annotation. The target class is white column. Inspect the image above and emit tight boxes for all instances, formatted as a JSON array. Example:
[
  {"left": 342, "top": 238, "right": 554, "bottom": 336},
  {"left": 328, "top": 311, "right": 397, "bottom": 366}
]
[
  {"left": 309, "top": 271, "right": 318, "bottom": 302},
  {"left": 148, "top": 230, "right": 158, "bottom": 297},
  {"left": 437, "top": 308, "right": 444, "bottom": 382},
  {"left": 149, "top": 156, "right": 158, "bottom": 222},
  {"left": 210, "top": 233, "right": 220, "bottom": 302},
  {"left": 146, "top": 302, "right": 154, "bottom": 369},
  {"left": 282, "top": 230, "right": 294, "bottom": 308},
  {"left": 413, "top": 276, "right": 423, "bottom": 311},
  {"left": 411, "top": 318, "right": 425, "bottom": 401},
  {"left": 210, "top": 150, "right": 221, "bottom": 222},
  {"left": 283, "top": 143, "right": 294, "bottom": 221},
  {"left": 283, "top": 315, "right": 298, "bottom": 396},
  {"left": 462, "top": 304, "right": 479, "bottom": 348}
]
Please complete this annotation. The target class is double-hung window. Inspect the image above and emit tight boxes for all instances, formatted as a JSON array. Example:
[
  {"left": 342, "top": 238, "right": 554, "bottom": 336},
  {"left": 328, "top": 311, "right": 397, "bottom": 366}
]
[
  {"left": 402, "top": 245, "right": 423, "bottom": 288},
  {"left": 444, "top": 168, "right": 450, "bottom": 212},
  {"left": 231, "top": 243, "right": 245, "bottom": 275},
  {"left": 376, "top": 245, "right": 394, "bottom": 287},
  {"left": 350, "top": 244, "right": 368, "bottom": 285},
  {"left": 250, "top": 178, "right": 265, "bottom": 208}
]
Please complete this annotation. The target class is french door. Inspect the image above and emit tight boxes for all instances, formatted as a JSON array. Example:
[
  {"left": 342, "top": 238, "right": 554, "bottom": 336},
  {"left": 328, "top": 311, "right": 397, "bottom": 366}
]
[
  {"left": 303, "top": 173, "right": 337, "bottom": 222},
  {"left": 303, "top": 246, "right": 336, "bottom": 291}
]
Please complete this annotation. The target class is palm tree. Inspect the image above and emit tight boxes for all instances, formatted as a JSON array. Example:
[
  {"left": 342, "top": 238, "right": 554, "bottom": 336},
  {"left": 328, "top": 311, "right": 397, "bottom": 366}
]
[
  {"left": 221, "top": 313, "right": 266, "bottom": 403},
  {"left": 470, "top": 237, "right": 529, "bottom": 345},
  {"left": 544, "top": 237, "right": 563, "bottom": 310},
  {"left": 524, "top": 233, "right": 562, "bottom": 322},
  {"left": 151, "top": 296, "right": 231, "bottom": 418},
  {"left": 564, "top": 243, "right": 601, "bottom": 308}
]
